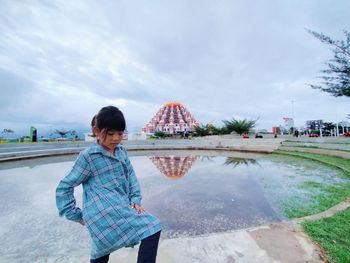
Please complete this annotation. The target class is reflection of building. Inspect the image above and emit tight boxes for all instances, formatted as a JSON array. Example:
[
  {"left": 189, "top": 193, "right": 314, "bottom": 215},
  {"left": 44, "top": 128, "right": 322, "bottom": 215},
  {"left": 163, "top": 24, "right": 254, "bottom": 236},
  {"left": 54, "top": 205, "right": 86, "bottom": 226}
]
[
  {"left": 149, "top": 155, "right": 197, "bottom": 179},
  {"left": 142, "top": 102, "right": 199, "bottom": 135}
]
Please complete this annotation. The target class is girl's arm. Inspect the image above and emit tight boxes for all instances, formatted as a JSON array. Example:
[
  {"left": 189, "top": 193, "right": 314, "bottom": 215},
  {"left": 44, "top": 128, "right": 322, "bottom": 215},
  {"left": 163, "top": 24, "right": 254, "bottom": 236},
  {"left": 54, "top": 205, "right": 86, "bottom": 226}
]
[
  {"left": 123, "top": 149, "right": 142, "bottom": 206},
  {"left": 56, "top": 152, "right": 91, "bottom": 222}
]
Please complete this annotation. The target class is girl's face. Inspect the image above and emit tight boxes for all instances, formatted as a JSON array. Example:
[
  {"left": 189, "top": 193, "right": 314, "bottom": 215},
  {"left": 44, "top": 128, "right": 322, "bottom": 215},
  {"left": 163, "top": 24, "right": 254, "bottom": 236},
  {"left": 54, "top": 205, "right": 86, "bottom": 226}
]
[{"left": 95, "top": 129, "right": 124, "bottom": 153}]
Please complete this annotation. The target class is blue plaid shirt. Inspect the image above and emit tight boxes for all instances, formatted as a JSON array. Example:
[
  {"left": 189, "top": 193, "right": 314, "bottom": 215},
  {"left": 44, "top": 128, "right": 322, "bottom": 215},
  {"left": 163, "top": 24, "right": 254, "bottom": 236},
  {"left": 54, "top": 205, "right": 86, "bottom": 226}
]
[{"left": 56, "top": 143, "right": 162, "bottom": 259}]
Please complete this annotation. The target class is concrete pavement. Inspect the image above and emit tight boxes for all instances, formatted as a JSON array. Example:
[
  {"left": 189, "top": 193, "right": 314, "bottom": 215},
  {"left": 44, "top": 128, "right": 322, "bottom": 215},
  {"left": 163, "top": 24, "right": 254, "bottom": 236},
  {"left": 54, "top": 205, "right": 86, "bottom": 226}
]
[{"left": 105, "top": 222, "right": 324, "bottom": 263}]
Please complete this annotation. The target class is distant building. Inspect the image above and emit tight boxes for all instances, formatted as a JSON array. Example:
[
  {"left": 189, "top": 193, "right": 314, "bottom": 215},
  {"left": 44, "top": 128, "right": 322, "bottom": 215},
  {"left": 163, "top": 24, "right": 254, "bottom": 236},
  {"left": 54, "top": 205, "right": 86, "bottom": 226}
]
[
  {"left": 272, "top": 126, "right": 280, "bottom": 134},
  {"left": 84, "top": 133, "right": 95, "bottom": 142},
  {"left": 283, "top": 117, "right": 294, "bottom": 131},
  {"left": 142, "top": 102, "right": 199, "bottom": 135},
  {"left": 306, "top": 120, "right": 323, "bottom": 130},
  {"left": 128, "top": 132, "right": 147, "bottom": 140}
]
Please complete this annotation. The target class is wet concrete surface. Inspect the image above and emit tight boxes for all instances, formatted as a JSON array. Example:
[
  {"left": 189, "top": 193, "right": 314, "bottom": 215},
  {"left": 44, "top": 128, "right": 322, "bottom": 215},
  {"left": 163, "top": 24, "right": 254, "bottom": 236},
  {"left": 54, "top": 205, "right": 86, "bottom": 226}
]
[{"left": 106, "top": 222, "right": 324, "bottom": 263}]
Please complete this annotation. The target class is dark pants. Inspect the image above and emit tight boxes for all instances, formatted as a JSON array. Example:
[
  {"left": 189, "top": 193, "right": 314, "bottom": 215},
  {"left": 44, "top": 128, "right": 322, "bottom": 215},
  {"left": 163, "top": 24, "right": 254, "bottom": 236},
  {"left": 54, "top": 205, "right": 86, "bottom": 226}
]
[{"left": 90, "top": 231, "right": 161, "bottom": 263}]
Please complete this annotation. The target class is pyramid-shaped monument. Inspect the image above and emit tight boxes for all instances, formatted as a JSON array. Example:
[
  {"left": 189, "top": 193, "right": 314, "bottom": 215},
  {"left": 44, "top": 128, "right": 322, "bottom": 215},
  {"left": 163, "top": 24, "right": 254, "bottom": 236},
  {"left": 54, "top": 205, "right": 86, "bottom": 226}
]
[{"left": 142, "top": 102, "right": 199, "bottom": 135}]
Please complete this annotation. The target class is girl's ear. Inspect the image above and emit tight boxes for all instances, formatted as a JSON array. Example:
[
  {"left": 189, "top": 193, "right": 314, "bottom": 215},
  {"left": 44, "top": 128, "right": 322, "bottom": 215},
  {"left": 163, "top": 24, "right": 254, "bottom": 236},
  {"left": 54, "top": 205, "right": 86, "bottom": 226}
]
[{"left": 92, "top": 126, "right": 100, "bottom": 137}]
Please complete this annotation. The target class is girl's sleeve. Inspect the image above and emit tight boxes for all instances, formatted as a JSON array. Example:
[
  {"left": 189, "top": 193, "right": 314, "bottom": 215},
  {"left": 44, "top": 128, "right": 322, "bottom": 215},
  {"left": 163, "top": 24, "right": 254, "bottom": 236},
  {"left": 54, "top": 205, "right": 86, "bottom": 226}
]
[
  {"left": 124, "top": 149, "right": 142, "bottom": 205},
  {"left": 56, "top": 152, "right": 91, "bottom": 222}
]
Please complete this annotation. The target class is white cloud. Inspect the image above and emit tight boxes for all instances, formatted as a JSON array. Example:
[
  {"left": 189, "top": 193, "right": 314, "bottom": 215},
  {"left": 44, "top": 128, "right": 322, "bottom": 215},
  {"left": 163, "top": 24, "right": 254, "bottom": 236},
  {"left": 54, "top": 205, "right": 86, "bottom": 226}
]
[{"left": 0, "top": 0, "right": 349, "bottom": 135}]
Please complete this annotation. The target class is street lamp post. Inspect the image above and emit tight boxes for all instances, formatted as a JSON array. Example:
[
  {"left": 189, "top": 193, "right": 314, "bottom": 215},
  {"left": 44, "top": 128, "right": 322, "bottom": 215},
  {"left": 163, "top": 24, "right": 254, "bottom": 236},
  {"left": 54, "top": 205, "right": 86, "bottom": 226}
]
[
  {"left": 292, "top": 100, "right": 294, "bottom": 120},
  {"left": 336, "top": 122, "right": 339, "bottom": 136}
]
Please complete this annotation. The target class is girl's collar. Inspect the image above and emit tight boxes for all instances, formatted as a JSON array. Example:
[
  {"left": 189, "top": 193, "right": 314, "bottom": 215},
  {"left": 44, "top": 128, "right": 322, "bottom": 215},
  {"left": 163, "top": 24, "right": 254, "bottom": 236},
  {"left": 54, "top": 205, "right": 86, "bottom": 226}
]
[{"left": 91, "top": 142, "right": 122, "bottom": 158}]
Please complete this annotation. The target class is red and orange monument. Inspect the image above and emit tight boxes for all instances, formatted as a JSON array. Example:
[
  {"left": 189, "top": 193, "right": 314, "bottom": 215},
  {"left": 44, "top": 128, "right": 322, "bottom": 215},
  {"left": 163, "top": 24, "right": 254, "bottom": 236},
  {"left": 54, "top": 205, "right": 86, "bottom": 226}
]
[{"left": 142, "top": 102, "right": 199, "bottom": 135}]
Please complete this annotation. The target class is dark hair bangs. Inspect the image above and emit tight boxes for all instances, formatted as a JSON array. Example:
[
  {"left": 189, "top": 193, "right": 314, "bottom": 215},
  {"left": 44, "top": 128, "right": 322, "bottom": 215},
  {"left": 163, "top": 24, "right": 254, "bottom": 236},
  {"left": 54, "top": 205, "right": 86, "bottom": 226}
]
[{"left": 96, "top": 106, "right": 126, "bottom": 132}]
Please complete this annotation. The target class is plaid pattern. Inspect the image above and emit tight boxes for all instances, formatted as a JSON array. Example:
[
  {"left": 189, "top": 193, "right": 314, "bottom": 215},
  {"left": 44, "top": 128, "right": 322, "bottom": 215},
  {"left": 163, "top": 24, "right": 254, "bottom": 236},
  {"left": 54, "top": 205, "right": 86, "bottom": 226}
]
[{"left": 56, "top": 144, "right": 162, "bottom": 259}]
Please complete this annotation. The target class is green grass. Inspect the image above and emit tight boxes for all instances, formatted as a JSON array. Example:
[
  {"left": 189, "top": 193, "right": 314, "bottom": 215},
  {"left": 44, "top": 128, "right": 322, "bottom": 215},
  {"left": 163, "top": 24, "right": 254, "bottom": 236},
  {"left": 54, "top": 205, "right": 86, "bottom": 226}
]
[
  {"left": 281, "top": 144, "right": 350, "bottom": 152},
  {"left": 284, "top": 139, "right": 350, "bottom": 145},
  {"left": 282, "top": 181, "right": 350, "bottom": 219},
  {"left": 275, "top": 150, "right": 350, "bottom": 262},
  {"left": 282, "top": 144, "right": 321, "bottom": 149},
  {"left": 301, "top": 180, "right": 323, "bottom": 188},
  {"left": 273, "top": 151, "right": 350, "bottom": 218},
  {"left": 302, "top": 208, "right": 350, "bottom": 263},
  {"left": 275, "top": 151, "right": 350, "bottom": 173}
]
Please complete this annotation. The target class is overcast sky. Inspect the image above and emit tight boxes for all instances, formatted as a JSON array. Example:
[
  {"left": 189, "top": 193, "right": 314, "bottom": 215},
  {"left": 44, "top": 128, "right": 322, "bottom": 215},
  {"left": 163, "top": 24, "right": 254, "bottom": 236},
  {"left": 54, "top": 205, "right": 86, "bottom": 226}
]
[{"left": 0, "top": 0, "right": 349, "bottom": 135}]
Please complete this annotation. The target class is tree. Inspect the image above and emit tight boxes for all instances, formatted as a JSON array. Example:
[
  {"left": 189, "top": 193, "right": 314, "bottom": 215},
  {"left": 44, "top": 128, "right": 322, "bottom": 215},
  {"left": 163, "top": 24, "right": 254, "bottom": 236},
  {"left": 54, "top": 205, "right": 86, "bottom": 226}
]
[
  {"left": 154, "top": 130, "right": 166, "bottom": 138},
  {"left": 2, "top": 128, "right": 14, "bottom": 134},
  {"left": 55, "top": 129, "right": 70, "bottom": 138},
  {"left": 222, "top": 118, "right": 257, "bottom": 135},
  {"left": 194, "top": 125, "right": 209, "bottom": 136},
  {"left": 70, "top": 130, "right": 78, "bottom": 140},
  {"left": 322, "top": 122, "right": 336, "bottom": 132},
  {"left": 307, "top": 29, "right": 350, "bottom": 97},
  {"left": 194, "top": 123, "right": 226, "bottom": 136},
  {"left": 224, "top": 157, "right": 257, "bottom": 168},
  {"left": 0, "top": 128, "right": 14, "bottom": 142},
  {"left": 205, "top": 123, "right": 223, "bottom": 135}
]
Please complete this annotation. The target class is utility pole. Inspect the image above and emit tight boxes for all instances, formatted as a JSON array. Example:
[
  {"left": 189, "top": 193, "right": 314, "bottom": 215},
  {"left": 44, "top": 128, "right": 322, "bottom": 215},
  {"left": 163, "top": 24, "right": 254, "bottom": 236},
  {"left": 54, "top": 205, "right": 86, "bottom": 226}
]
[
  {"left": 336, "top": 106, "right": 339, "bottom": 137},
  {"left": 291, "top": 100, "right": 295, "bottom": 133}
]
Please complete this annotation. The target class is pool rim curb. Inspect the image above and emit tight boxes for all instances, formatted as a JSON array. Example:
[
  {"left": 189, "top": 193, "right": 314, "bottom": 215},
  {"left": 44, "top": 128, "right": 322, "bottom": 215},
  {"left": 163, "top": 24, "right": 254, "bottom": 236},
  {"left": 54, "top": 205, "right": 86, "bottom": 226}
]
[{"left": 0, "top": 146, "right": 276, "bottom": 163}]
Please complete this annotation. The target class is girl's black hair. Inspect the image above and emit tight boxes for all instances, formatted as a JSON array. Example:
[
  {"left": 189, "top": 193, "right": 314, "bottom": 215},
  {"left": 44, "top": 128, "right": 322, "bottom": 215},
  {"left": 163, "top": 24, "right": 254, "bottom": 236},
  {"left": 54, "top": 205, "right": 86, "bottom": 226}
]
[
  {"left": 96, "top": 106, "right": 126, "bottom": 132},
  {"left": 91, "top": 115, "right": 97, "bottom": 128}
]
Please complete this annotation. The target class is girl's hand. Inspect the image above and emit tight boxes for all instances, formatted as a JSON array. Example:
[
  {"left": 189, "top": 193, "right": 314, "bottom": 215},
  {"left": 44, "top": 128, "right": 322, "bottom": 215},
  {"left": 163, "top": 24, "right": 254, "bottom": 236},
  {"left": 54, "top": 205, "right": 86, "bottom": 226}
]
[
  {"left": 131, "top": 203, "right": 146, "bottom": 214},
  {"left": 79, "top": 219, "right": 85, "bottom": 226}
]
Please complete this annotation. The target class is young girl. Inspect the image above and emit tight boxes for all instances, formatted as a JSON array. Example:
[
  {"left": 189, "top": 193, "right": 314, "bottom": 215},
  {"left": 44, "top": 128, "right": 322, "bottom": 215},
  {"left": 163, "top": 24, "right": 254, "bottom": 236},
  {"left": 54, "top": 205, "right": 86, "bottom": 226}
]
[{"left": 56, "top": 106, "right": 162, "bottom": 263}]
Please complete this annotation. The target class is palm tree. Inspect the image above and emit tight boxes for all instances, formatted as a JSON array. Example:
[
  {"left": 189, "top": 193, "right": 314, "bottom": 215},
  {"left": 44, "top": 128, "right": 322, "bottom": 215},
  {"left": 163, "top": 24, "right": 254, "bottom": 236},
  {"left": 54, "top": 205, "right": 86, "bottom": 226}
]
[
  {"left": 1, "top": 128, "right": 14, "bottom": 142},
  {"left": 222, "top": 118, "right": 257, "bottom": 135},
  {"left": 55, "top": 129, "right": 70, "bottom": 138},
  {"left": 322, "top": 122, "right": 336, "bottom": 132},
  {"left": 2, "top": 128, "right": 14, "bottom": 134}
]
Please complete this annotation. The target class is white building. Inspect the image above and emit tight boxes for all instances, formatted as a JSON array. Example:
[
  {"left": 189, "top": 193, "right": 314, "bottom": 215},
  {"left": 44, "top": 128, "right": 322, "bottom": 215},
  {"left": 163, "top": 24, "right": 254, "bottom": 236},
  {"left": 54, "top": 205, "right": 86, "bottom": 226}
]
[{"left": 283, "top": 117, "right": 294, "bottom": 131}]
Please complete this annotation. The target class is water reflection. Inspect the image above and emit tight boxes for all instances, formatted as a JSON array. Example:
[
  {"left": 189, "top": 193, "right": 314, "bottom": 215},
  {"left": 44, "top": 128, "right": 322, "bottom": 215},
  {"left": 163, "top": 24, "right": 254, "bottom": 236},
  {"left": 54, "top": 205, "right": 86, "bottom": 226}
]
[
  {"left": 149, "top": 155, "right": 197, "bottom": 179},
  {"left": 139, "top": 154, "right": 282, "bottom": 239},
  {"left": 148, "top": 155, "right": 259, "bottom": 179}
]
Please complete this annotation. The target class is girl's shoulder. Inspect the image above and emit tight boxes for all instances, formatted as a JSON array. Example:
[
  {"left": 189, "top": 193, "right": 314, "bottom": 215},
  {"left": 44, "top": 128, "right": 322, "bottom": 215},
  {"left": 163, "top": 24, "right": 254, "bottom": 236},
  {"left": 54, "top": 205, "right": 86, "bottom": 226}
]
[
  {"left": 77, "top": 144, "right": 104, "bottom": 161},
  {"left": 80, "top": 144, "right": 100, "bottom": 155},
  {"left": 116, "top": 144, "right": 133, "bottom": 163},
  {"left": 82, "top": 144, "right": 128, "bottom": 160},
  {"left": 117, "top": 144, "right": 126, "bottom": 152},
  {"left": 116, "top": 144, "right": 127, "bottom": 157}
]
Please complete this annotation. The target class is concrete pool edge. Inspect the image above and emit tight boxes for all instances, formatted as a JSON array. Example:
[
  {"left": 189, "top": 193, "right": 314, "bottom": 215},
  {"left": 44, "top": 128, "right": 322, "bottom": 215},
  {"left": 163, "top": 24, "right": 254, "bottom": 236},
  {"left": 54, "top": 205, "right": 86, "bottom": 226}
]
[
  {"left": 293, "top": 197, "right": 350, "bottom": 224},
  {"left": 0, "top": 139, "right": 283, "bottom": 162}
]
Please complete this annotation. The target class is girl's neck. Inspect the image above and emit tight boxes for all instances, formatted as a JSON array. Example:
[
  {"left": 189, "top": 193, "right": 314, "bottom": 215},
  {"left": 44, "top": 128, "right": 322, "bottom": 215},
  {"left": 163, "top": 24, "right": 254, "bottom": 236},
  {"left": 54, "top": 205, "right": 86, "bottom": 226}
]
[{"left": 98, "top": 142, "right": 118, "bottom": 155}]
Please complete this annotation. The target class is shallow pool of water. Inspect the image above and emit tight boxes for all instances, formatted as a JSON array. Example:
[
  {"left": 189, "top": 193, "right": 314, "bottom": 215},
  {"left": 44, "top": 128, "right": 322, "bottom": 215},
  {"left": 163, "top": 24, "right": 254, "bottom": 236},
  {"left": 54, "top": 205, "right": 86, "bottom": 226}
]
[{"left": 0, "top": 150, "right": 347, "bottom": 262}]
